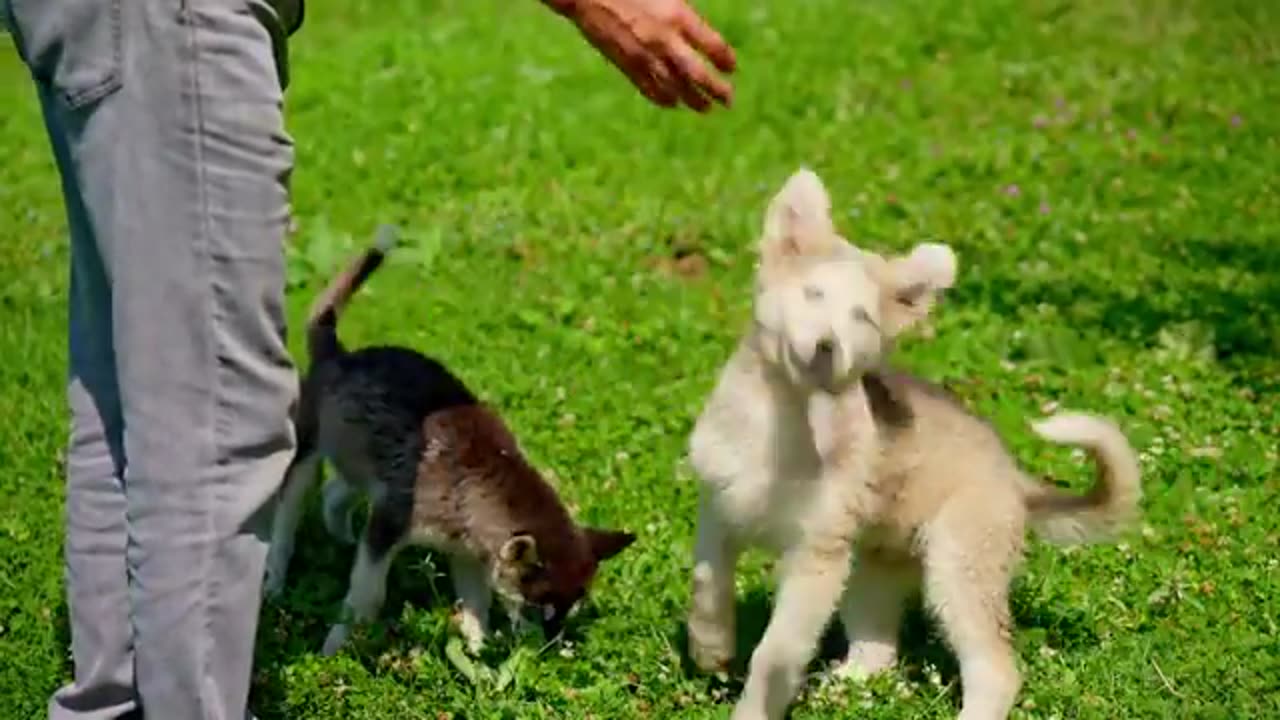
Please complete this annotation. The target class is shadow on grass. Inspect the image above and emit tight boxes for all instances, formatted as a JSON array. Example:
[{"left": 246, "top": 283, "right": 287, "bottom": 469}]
[
  {"left": 53, "top": 595, "right": 72, "bottom": 679},
  {"left": 249, "top": 504, "right": 450, "bottom": 716},
  {"left": 248, "top": 506, "right": 620, "bottom": 719},
  {"left": 667, "top": 576, "right": 1100, "bottom": 715},
  {"left": 971, "top": 235, "right": 1280, "bottom": 371}
]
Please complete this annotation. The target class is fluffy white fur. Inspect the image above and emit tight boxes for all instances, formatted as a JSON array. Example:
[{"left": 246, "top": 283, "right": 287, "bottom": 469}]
[{"left": 683, "top": 168, "right": 1141, "bottom": 720}]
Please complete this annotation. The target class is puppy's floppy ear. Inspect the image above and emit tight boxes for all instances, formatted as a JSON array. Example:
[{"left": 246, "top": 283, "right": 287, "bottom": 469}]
[
  {"left": 499, "top": 533, "right": 540, "bottom": 570},
  {"left": 583, "top": 527, "right": 636, "bottom": 563},
  {"left": 880, "top": 242, "right": 957, "bottom": 336},
  {"left": 760, "top": 167, "right": 838, "bottom": 269}
]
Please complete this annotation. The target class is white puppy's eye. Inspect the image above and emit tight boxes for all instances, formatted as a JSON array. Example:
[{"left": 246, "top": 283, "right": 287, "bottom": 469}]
[{"left": 803, "top": 285, "right": 824, "bottom": 301}]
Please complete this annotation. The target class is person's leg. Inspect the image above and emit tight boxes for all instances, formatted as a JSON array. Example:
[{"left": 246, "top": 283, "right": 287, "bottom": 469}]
[
  {"left": 7, "top": 2, "right": 140, "bottom": 716},
  {"left": 38, "top": 79, "right": 139, "bottom": 720},
  {"left": 13, "top": 0, "right": 297, "bottom": 717},
  {"left": 111, "top": 2, "right": 297, "bottom": 717}
]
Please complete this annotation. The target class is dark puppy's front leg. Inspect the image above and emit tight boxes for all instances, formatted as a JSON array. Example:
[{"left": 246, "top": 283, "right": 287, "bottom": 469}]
[
  {"left": 321, "top": 495, "right": 410, "bottom": 656},
  {"left": 449, "top": 553, "right": 493, "bottom": 654}
]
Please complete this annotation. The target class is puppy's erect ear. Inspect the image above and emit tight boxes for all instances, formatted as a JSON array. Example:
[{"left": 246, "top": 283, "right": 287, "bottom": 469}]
[
  {"left": 583, "top": 527, "right": 637, "bottom": 563},
  {"left": 499, "top": 533, "right": 540, "bottom": 570},
  {"left": 879, "top": 242, "right": 957, "bottom": 337},
  {"left": 760, "top": 168, "right": 839, "bottom": 269}
]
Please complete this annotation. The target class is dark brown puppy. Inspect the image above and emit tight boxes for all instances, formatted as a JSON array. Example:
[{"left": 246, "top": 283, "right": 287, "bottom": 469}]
[{"left": 264, "top": 226, "right": 636, "bottom": 656}]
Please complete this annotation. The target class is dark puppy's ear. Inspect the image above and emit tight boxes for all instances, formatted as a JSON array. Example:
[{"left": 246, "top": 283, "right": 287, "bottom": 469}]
[
  {"left": 499, "top": 533, "right": 540, "bottom": 570},
  {"left": 583, "top": 527, "right": 637, "bottom": 562}
]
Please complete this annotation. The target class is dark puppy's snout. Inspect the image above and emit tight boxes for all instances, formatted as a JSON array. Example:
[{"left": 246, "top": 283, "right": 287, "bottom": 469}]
[{"left": 540, "top": 604, "right": 569, "bottom": 640}]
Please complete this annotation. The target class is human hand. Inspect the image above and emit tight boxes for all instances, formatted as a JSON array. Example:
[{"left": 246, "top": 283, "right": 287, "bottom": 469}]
[{"left": 546, "top": 0, "right": 737, "bottom": 112}]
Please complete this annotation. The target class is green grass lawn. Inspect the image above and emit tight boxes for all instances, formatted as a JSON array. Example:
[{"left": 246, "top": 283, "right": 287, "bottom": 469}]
[{"left": 2, "top": 0, "right": 1278, "bottom": 717}]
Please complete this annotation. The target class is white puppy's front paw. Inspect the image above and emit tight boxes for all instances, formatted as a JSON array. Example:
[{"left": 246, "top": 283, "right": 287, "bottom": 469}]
[{"left": 687, "top": 615, "right": 735, "bottom": 674}]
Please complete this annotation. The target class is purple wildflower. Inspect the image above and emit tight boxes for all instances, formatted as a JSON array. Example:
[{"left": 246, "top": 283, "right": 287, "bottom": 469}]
[{"left": 1004, "top": 184, "right": 1021, "bottom": 197}]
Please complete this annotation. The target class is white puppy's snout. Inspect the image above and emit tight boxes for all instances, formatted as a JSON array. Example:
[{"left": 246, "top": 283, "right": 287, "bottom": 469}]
[{"left": 809, "top": 336, "right": 838, "bottom": 385}]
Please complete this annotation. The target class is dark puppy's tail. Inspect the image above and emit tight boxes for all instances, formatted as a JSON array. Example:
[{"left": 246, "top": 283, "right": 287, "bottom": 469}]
[{"left": 306, "top": 224, "right": 399, "bottom": 365}]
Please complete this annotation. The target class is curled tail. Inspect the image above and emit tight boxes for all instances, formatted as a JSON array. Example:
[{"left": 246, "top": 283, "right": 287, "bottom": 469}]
[
  {"left": 306, "top": 224, "right": 399, "bottom": 365},
  {"left": 1021, "top": 412, "right": 1142, "bottom": 546}
]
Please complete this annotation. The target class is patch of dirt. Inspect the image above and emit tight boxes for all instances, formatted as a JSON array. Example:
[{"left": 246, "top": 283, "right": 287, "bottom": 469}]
[{"left": 647, "top": 235, "right": 710, "bottom": 281}]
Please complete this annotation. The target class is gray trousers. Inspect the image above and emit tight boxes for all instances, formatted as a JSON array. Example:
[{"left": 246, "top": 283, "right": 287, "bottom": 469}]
[{"left": 5, "top": 1, "right": 299, "bottom": 718}]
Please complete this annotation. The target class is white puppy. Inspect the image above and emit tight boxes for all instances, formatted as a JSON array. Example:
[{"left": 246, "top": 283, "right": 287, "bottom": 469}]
[{"left": 684, "top": 168, "right": 1141, "bottom": 720}]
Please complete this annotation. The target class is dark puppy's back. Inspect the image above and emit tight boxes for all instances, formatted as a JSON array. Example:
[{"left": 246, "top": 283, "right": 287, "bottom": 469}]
[
  {"left": 421, "top": 403, "right": 577, "bottom": 533},
  {"left": 329, "top": 345, "right": 576, "bottom": 530},
  {"left": 303, "top": 345, "right": 479, "bottom": 488},
  {"left": 332, "top": 345, "right": 477, "bottom": 417}
]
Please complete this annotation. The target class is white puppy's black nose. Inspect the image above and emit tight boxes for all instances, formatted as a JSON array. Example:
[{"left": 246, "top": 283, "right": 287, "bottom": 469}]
[{"left": 811, "top": 338, "right": 836, "bottom": 381}]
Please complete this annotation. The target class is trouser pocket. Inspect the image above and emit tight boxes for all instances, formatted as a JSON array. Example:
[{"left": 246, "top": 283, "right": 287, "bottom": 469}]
[{"left": 8, "top": 0, "right": 123, "bottom": 110}]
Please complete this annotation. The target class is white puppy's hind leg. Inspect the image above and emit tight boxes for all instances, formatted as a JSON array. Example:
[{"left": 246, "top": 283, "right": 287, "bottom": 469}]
[
  {"left": 687, "top": 490, "right": 741, "bottom": 674},
  {"left": 834, "top": 552, "right": 919, "bottom": 680},
  {"left": 922, "top": 504, "right": 1024, "bottom": 720}
]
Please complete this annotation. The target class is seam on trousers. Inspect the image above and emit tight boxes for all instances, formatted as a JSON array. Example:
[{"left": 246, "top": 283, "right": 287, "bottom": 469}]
[
  {"left": 62, "top": 0, "right": 124, "bottom": 108},
  {"left": 179, "top": 0, "right": 219, "bottom": 715}
]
